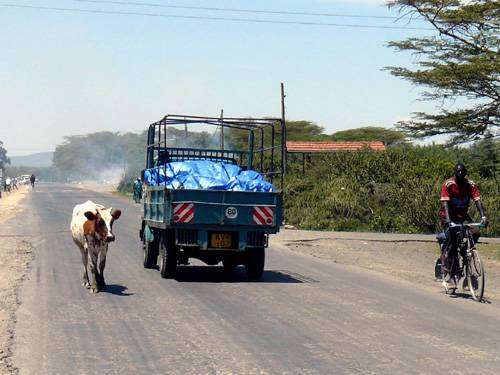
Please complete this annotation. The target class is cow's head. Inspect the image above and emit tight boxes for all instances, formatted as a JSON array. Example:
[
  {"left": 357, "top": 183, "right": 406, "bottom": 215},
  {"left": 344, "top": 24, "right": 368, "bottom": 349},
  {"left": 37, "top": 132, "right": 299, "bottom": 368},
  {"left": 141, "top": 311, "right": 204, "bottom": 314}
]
[{"left": 84, "top": 208, "right": 122, "bottom": 242}]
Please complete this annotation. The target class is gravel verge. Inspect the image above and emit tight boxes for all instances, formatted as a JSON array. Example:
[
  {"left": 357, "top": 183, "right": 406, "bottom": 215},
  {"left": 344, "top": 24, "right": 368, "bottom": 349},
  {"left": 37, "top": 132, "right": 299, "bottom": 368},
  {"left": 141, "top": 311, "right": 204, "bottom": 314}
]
[
  {"left": 0, "top": 188, "right": 33, "bottom": 374},
  {"left": 273, "top": 229, "right": 500, "bottom": 301}
]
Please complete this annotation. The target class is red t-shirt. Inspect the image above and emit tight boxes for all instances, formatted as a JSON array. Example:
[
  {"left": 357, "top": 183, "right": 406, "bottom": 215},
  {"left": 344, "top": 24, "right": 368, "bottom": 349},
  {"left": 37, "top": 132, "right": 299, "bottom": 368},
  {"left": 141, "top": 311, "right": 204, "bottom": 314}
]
[{"left": 439, "top": 177, "right": 481, "bottom": 222}]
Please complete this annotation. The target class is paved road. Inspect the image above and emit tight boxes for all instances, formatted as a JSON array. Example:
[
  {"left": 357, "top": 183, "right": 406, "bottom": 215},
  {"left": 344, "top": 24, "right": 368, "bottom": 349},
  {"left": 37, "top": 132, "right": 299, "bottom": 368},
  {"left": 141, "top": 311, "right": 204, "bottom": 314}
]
[{"left": 11, "top": 184, "right": 500, "bottom": 374}]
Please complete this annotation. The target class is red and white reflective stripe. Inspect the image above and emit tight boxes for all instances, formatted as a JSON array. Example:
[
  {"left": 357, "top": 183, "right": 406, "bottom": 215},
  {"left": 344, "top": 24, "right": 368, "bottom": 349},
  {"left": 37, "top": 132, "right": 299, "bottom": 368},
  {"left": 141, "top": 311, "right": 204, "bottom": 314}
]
[
  {"left": 253, "top": 206, "right": 274, "bottom": 226},
  {"left": 172, "top": 203, "right": 194, "bottom": 223}
]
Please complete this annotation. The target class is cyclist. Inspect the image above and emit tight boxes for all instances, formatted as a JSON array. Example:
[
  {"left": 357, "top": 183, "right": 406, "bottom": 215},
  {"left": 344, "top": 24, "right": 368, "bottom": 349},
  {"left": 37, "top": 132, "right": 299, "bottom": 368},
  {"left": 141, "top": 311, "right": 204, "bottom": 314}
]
[{"left": 439, "top": 163, "right": 488, "bottom": 289}]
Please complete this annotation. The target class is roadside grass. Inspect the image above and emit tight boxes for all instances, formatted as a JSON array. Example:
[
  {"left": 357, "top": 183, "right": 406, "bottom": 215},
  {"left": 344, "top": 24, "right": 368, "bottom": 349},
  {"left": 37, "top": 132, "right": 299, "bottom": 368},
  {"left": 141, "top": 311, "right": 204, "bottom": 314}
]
[{"left": 478, "top": 243, "right": 500, "bottom": 261}]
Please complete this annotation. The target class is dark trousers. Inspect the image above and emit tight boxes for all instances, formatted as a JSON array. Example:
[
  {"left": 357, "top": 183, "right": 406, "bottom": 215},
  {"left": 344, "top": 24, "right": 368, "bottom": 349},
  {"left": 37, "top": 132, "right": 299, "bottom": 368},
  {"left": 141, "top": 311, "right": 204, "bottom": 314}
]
[{"left": 440, "top": 226, "right": 480, "bottom": 276}]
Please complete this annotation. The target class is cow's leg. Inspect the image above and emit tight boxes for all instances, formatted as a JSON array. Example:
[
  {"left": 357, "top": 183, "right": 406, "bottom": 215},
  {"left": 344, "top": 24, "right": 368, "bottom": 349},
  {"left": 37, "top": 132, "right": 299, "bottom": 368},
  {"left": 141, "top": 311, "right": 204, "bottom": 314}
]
[
  {"left": 97, "top": 246, "right": 108, "bottom": 289},
  {"left": 88, "top": 249, "right": 99, "bottom": 293},
  {"left": 80, "top": 246, "right": 90, "bottom": 289}
]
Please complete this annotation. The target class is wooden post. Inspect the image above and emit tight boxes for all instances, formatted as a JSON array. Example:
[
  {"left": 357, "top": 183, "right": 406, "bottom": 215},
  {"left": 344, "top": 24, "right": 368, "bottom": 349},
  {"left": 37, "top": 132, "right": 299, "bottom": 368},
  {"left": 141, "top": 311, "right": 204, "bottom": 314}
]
[
  {"left": 281, "top": 82, "right": 287, "bottom": 176},
  {"left": 220, "top": 109, "right": 224, "bottom": 150},
  {"left": 248, "top": 131, "right": 255, "bottom": 169}
]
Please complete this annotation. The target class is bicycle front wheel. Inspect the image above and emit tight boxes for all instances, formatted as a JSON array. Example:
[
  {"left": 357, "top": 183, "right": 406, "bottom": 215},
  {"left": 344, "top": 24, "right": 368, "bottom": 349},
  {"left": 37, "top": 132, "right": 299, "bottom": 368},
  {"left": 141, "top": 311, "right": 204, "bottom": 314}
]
[{"left": 467, "top": 249, "right": 485, "bottom": 302}]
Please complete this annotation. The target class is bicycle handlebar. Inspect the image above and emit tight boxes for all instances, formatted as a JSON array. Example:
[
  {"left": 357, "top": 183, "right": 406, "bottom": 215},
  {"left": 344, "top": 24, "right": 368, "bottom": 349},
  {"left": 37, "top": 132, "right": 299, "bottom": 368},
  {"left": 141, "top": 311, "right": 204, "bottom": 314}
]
[{"left": 449, "top": 222, "right": 486, "bottom": 229}]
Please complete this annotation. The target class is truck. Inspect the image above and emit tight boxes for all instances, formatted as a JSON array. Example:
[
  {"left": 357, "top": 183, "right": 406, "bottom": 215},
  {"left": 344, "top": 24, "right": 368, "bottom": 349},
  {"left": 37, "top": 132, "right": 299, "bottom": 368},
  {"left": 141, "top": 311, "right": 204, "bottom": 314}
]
[{"left": 139, "top": 114, "right": 286, "bottom": 280}]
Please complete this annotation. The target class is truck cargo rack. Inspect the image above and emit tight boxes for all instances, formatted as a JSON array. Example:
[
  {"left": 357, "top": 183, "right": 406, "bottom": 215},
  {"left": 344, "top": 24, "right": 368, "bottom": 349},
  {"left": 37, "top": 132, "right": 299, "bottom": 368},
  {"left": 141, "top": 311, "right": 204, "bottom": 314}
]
[{"left": 146, "top": 114, "right": 286, "bottom": 190}]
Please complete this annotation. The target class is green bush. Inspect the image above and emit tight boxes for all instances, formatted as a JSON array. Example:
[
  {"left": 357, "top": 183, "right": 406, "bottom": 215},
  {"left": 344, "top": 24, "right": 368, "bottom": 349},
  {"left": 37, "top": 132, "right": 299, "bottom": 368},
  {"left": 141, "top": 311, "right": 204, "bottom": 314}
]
[
  {"left": 117, "top": 169, "right": 136, "bottom": 194},
  {"left": 285, "top": 145, "right": 499, "bottom": 236}
]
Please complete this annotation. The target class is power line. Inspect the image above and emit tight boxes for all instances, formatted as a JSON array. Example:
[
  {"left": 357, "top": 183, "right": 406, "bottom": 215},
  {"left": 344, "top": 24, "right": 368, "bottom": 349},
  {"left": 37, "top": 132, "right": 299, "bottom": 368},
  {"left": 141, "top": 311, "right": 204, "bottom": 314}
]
[
  {"left": 71, "top": 0, "right": 408, "bottom": 21},
  {"left": 74, "top": 0, "right": 500, "bottom": 26},
  {"left": 0, "top": 4, "right": 433, "bottom": 30}
]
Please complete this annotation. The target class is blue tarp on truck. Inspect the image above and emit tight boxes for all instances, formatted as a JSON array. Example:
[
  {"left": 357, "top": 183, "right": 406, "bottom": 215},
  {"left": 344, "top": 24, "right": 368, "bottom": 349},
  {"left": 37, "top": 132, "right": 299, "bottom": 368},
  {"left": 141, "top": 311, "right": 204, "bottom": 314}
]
[{"left": 144, "top": 160, "right": 274, "bottom": 192}]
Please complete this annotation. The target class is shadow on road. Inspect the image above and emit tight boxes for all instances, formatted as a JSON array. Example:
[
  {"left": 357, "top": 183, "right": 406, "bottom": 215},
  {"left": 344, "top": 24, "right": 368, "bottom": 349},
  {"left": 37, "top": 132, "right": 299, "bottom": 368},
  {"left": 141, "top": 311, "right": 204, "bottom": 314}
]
[
  {"left": 172, "top": 266, "right": 317, "bottom": 284},
  {"left": 101, "top": 284, "right": 134, "bottom": 296},
  {"left": 449, "top": 292, "right": 492, "bottom": 304}
]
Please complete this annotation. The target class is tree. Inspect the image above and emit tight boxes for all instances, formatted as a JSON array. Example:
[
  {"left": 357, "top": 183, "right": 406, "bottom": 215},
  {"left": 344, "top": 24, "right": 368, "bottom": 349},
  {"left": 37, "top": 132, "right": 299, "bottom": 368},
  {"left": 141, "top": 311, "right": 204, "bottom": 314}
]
[
  {"left": 468, "top": 136, "right": 499, "bottom": 178},
  {"left": 386, "top": 0, "right": 499, "bottom": 145},
  {"left": 330, "top": 127, "right": 407, "bottom": 146},
  {"left": 285, "top": 121, "right": 326, "bottom": 141},
  {"left": 0, "top": 140, "right": 10, "bottom": 169},
  {"left": 226, "top": 120, "right": 326, "bottom": 149},
  {"left": 53, "top": 132, "right": 128, "bottom": 180}
]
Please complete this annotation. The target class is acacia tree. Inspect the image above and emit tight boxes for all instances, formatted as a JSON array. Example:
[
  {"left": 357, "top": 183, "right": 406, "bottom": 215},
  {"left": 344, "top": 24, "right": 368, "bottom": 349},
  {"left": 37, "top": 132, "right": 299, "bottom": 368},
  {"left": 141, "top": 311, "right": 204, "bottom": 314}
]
[
  {"left": 331, "top": 127, "right": 407, "bottom": 146},
  {"left": 386, "top": 0, "right": 499, "bottom": 145}
]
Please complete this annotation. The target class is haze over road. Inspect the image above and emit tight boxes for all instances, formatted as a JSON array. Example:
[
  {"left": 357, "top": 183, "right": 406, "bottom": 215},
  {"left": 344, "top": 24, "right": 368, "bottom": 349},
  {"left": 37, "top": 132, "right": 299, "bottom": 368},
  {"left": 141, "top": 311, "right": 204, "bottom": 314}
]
[{"left": 10, "top": 184, "right": 500, "bottom": 374}]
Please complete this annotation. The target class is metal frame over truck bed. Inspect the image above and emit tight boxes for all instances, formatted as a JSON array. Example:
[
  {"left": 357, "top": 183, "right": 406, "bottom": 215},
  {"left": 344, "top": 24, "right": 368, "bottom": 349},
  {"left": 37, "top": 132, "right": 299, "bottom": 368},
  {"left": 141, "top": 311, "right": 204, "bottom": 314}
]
[{"left": 140, "top": 113, "right": 286, "bottom": 280}]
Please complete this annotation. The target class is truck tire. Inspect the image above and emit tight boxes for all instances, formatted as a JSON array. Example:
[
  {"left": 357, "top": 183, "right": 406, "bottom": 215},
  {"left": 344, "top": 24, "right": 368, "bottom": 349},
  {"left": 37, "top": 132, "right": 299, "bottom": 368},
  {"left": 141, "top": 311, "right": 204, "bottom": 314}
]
[
  {"left": 222, "top": 259, "right": 237, "bottom": 274},
  {"left": 245, "top": 247, "right": 265, "bottom": 280},
  {"left": 159, "top": 232, "right": 177, "bottom": 279},
  {"left": 143, "top": 237, "right": 159, "bottom": 269}
]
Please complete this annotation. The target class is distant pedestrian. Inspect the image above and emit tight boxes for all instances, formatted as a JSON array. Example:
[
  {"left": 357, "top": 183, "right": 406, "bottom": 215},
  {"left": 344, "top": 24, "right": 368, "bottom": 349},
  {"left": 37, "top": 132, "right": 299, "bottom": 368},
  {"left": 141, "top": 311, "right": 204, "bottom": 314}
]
[
  {"left": 30, "top": 174, "right": 36, "bottom": 189},
  {"left": 12, "top": 177, "right": 18, "bottom": 190},
  {"left": 5, "top": 177, "right": 11, "bottom": 192},
  {"left": 133, "top": 177, "right": 142, "bottom": 203}
]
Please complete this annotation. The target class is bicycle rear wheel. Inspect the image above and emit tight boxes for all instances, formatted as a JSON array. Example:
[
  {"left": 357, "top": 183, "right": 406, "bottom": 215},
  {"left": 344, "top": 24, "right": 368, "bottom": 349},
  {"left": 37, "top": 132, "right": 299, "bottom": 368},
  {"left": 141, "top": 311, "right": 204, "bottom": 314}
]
[{"left": 467, "top": 249, "right": 485, "bottom": 302}]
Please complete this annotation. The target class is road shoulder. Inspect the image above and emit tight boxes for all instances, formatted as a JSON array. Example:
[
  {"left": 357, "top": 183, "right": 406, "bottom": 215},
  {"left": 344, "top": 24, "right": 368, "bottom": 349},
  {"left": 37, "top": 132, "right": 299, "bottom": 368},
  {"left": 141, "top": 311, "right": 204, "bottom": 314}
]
[
  {"left": 0, "top": 188, "right": 34, "bottom": 373},
  {"left": 273, "top": 229, "right": 500, "bottom": 301}
]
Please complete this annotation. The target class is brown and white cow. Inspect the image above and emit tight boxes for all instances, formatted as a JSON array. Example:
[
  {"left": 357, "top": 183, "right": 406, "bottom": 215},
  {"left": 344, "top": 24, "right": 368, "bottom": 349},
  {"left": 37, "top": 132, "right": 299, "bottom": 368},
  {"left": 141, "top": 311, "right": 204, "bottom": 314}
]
[{"left": 70, "top": 201, "right": 121, "bottom": 293}]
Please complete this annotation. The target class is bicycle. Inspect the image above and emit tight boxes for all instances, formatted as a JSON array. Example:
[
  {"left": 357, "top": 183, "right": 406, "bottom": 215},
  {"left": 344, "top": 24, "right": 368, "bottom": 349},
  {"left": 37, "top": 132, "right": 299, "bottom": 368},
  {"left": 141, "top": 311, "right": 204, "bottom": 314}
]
[{"left": 437, "top": 222, "right": 486, "bottom": 302}]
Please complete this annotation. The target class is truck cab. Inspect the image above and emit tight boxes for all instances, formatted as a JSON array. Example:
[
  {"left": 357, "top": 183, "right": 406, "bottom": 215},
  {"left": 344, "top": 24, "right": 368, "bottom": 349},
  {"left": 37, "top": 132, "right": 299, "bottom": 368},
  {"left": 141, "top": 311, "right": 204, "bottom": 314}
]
[{"left": 140, "top": 115, "right": 286, "bottom": 280}]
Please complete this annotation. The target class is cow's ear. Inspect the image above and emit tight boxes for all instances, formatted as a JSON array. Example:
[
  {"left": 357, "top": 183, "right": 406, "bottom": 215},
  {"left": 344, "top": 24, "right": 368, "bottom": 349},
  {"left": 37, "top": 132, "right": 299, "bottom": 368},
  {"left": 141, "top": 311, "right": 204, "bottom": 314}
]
[
  {"left": 84, "top": 211, "right": 96, "bottom": 220},
  {"left": 111, "top": 209, "right": 122, "bottom": 220}
]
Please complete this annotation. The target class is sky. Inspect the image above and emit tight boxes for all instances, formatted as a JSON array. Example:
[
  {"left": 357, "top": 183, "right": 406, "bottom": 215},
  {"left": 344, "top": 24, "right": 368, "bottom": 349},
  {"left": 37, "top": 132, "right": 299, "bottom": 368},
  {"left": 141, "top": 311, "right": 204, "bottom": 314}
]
[{"left": 0, "top": 0, "right": 437, "bottom": 155}]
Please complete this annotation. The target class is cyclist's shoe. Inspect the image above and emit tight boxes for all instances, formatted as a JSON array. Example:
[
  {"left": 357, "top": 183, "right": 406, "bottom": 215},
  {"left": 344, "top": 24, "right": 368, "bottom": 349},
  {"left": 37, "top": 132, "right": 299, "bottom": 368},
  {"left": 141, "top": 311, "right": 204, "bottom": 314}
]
[{"left": 443, "top": 275, "right": 457, "bottom": 293}]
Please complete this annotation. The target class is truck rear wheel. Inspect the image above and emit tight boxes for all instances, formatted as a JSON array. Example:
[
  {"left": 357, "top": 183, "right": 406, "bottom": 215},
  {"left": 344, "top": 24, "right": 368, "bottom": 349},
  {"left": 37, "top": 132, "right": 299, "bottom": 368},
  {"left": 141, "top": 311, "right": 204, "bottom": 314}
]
[
  {"left": 159, "top": 232, "right": 177, "bottom": 279},
  {"left": 245, "top": 247, "right": 265, "bottom": 280},
  {"left": 222, "top": 259, "right": 237, "bottom": 274},
  {"left": 143, "top": 237, "right": 158, "bottom": 269}
]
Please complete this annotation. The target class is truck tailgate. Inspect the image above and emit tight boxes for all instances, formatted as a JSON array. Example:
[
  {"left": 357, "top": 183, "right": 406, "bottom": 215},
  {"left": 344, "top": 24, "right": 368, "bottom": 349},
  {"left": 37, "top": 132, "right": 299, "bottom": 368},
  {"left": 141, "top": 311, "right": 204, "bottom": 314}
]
[{"left": 144, "top": 187, "right": 283, "bottom": 231}]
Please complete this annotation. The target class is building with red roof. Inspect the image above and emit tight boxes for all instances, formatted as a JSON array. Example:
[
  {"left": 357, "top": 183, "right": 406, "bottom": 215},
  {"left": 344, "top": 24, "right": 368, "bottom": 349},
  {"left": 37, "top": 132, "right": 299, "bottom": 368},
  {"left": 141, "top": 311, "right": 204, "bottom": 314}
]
[{"left": 286, "top": 141, "right": 386, "bottom": 172}]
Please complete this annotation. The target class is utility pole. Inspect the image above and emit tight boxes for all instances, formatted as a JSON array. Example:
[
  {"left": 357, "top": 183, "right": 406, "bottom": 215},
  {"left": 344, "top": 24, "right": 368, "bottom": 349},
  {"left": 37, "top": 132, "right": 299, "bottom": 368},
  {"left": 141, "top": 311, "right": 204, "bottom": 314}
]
[
  {"left": 281, "top": 82, "right": 287, "bottom": 175},
  {"left": 220, "top": 109, "right": 224, "bottom": 150}
]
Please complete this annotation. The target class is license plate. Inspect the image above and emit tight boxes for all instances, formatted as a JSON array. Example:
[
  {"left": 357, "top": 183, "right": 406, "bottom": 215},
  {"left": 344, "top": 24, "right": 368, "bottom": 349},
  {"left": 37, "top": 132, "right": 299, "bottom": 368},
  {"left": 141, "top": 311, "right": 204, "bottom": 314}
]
[{"left": 211, "top": 233, "right": 232, "bottom": 248}]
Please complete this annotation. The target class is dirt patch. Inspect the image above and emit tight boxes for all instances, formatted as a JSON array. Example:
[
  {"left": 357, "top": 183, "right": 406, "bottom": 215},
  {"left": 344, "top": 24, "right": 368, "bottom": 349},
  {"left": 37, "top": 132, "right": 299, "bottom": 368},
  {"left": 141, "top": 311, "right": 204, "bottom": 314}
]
[
  {"left": 273, "top": 229, "right": 500, "bottom": 300},
  {"left": 0, "top": 187, "right": 33, "bottom": 374},
  {"left": 0, "top": 239, "right": 34, "bottom": 374},
  {"left": 0, "top": 188, "right": 28, "bottom": 224}
]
